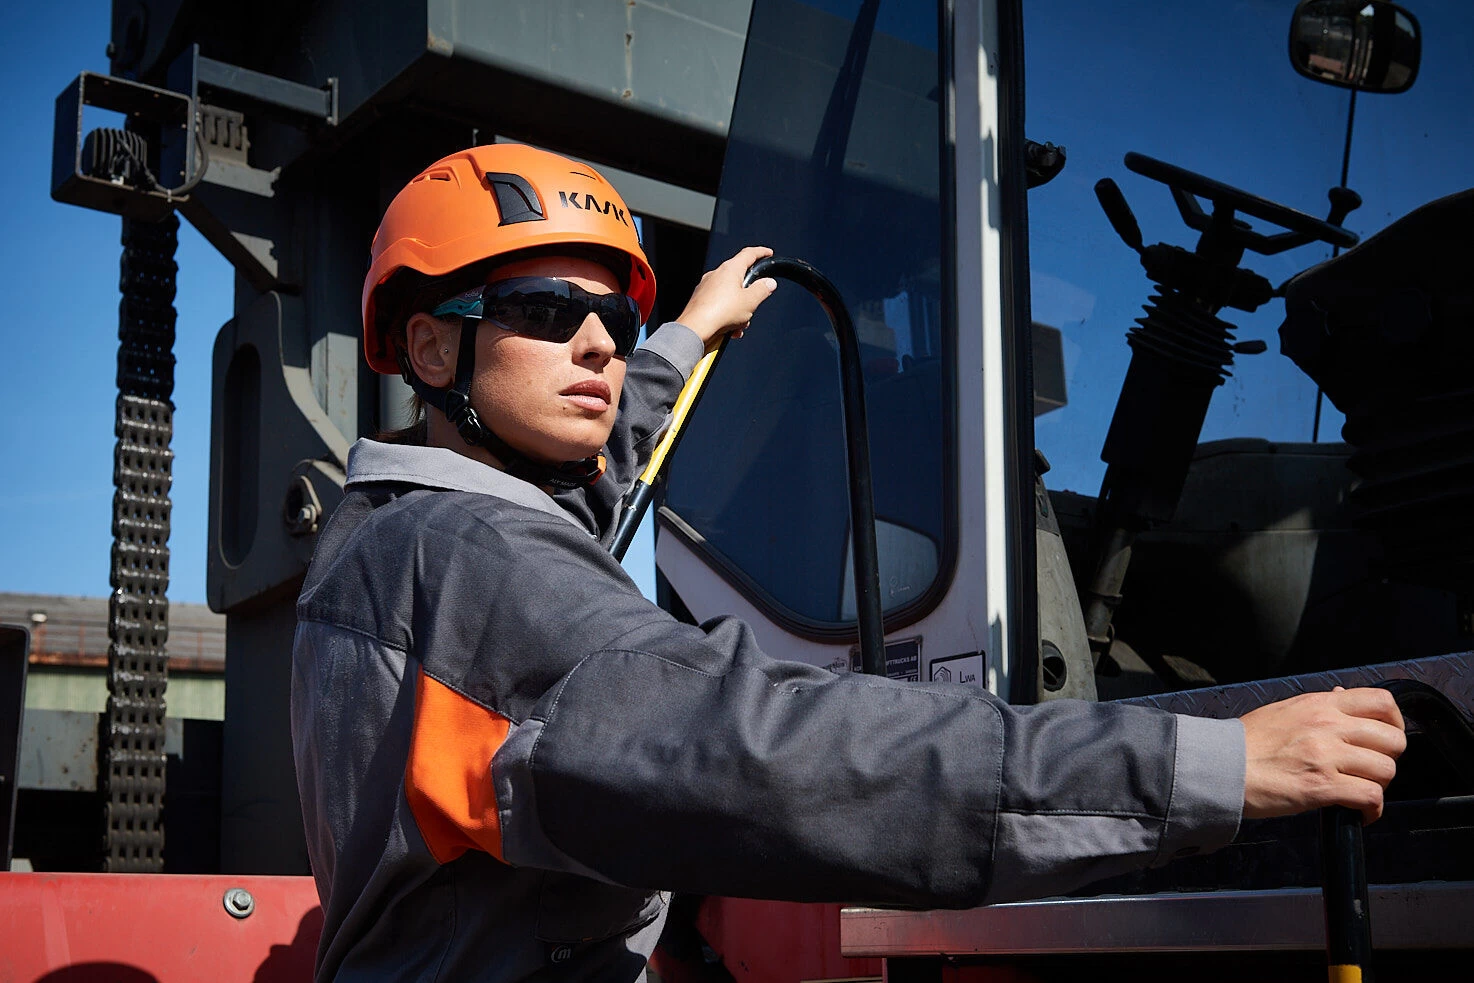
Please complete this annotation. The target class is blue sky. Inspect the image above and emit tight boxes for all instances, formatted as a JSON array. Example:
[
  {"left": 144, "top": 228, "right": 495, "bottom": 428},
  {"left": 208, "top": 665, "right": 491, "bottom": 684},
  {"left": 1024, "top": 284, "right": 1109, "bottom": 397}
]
[
  {"left": 0, "top": 1, "right": 223, "bottom": 604},
  {"left": 0, "top": 0, "right": 658, "bottom": 605},
  {"left": 1, "top": 0, "right": 1469, "bottom": 606},
  {"left": 1026, "top": 0, "right": 1474, "bottom": 496}
]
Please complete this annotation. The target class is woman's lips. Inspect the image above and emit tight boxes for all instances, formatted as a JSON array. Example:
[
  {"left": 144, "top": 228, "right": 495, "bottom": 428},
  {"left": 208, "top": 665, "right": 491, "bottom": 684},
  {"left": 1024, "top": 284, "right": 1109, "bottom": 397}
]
[{"left": 560, "top": 379, "right": 612, "bottom": 412}]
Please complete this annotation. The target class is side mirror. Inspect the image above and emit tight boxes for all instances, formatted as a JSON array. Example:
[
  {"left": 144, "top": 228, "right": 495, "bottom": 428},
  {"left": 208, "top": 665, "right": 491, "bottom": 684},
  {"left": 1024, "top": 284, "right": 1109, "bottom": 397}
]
[{"left": 1289, "top": 0, "right": 1421, "bottom": 94}]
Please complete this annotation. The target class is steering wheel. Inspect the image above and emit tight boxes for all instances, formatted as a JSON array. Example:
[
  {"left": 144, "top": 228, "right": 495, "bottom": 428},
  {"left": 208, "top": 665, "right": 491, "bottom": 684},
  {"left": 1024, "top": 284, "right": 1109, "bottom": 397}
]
[{"left": 1124, "top": 152, "right": 1358, "bottom": 253}]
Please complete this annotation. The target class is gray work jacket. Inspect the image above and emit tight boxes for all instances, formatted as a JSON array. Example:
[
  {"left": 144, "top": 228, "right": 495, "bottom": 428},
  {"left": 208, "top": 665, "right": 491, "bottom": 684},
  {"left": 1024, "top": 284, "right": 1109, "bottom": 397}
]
[{"left": 291, "top": 322, "right": 1245, "bottom": 983}]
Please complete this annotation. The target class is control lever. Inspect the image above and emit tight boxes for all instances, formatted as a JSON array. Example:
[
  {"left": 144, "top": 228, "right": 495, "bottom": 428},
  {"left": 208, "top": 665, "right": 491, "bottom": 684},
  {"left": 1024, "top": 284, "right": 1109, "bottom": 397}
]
[
  {"left": 1327, "top": 187, "right": 1363, "bottom": 228},
  {"left": 1094, "top": 178, "right": 1144, "bottom": 254},
  {"left": 1083, "top": 152, "right": 1361, "bottom": 671},
  {"left": 1320, "top": 679, "right": 1474, "bottom": 983}
]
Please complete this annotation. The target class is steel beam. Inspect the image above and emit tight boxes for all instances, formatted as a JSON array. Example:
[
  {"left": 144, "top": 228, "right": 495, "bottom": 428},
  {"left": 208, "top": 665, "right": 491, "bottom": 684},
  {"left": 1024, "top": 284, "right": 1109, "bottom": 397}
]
[
  {"left": 840, "top": 882, "right": 1474, "bottom": 955},
  {"left": 195, "top": 54, "right": 338, "bottom": 124}
]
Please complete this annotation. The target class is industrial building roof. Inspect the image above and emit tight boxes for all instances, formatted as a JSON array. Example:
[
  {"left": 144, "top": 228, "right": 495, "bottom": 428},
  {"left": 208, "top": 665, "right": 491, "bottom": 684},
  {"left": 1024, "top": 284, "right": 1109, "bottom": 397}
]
[{"left": 0, "top": 592, "right": 225, "bottom": 673}]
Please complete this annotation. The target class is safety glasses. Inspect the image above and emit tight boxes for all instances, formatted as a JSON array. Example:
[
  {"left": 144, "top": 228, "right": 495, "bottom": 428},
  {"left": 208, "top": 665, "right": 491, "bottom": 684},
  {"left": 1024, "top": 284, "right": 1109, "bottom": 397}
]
[{"left": 431, "top": 276, "right": 642, "bottom": 357}]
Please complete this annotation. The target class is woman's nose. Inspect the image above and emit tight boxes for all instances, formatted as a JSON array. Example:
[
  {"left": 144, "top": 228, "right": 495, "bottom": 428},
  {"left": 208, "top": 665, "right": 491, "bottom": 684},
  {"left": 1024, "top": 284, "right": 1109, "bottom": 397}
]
[{"left": 573, "top": 313, "right": 618, "bottom": 362}]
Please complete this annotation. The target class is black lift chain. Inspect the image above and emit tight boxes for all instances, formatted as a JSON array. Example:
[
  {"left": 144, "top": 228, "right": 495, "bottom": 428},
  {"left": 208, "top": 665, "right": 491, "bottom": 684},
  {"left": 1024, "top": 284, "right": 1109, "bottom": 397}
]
[{"left": 101, "top": 212, "right": 178, "bottom": 872}]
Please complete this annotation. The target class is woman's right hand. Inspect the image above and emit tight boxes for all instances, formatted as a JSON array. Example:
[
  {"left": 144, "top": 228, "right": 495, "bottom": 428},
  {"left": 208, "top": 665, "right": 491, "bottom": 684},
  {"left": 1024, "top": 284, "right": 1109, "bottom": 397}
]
[{"left": 1240, "top": 686, "right": 1406, "bottom": 825}]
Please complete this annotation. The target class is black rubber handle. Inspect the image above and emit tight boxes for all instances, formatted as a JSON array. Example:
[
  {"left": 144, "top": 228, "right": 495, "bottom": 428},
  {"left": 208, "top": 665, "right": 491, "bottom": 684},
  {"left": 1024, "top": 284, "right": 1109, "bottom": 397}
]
[
  {"left": 745, "top": 256, "right": 886, "bottom": 677},
  {"left": 1318, "top": 679, "right": 1474, "bottom": 982},
  {"left": 1321, "top": 806, "right": 1374, "bottom": 982}
]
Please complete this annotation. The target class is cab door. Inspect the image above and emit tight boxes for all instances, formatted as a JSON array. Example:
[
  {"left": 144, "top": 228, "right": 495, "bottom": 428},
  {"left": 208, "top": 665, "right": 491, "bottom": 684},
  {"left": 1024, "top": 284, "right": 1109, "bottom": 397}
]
[{"left": 656, "top": 0, "right": 1039, "bottom": 700}]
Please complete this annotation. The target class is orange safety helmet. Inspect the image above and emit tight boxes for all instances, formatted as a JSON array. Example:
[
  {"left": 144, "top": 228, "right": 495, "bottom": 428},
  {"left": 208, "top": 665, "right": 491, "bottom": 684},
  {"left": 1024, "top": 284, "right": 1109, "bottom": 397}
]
[{"left": 361, "top": 143, "right": 657, "bottom": 375}]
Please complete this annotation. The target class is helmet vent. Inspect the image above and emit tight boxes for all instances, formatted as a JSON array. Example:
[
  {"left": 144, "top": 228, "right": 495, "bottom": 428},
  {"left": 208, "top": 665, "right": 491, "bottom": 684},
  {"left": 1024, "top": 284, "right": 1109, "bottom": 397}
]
[
  {"left": 484, "top": 171, "right": 545, "bottom": 226},
  {"left": 415, "top": 168, "right": 457, "bottom": 184}
]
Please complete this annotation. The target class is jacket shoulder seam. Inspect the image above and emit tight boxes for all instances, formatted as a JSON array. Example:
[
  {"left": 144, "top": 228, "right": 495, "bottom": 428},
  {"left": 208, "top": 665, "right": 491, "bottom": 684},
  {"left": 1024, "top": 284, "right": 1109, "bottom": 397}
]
[
  {"left": 523, "top": 652, "right": 596, "bottom": 783},
  {"left": 578, "top": 647, "right": 728, "bottom": 679},
  {"left": 447, "top": 498, "right": 601, "bottom": 545},
  {"left": 295, "top": 615, "right": 409, "bottom": 654}
]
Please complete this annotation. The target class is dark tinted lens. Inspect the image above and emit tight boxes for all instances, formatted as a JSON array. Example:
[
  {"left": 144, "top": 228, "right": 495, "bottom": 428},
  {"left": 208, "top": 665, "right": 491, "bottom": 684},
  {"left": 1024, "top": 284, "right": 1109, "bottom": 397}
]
[
  {"left": 594, "top": 294, "right": 642, "bottom": 356},
  {"left": 484, "top": 278, "right": 582, "bottom": 343},
  {"left": 484, "top": 277, "right": 641, "bottom": 356}
]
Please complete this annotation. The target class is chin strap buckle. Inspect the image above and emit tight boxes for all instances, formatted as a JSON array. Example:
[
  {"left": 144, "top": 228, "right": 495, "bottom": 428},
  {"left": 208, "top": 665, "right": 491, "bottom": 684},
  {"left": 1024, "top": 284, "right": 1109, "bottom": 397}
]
[
  {"left": 443, "top": 389, "right": 486, "bottom": 446},
  {"left": 542, "top": 454, "right": 605, "bottom": 490}
]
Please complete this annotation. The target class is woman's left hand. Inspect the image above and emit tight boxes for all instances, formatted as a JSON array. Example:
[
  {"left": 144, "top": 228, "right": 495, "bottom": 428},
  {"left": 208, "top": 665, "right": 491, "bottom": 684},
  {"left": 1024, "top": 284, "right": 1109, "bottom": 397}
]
[{"left": 676, "top": 245, "right": 778, "bottom": 346}]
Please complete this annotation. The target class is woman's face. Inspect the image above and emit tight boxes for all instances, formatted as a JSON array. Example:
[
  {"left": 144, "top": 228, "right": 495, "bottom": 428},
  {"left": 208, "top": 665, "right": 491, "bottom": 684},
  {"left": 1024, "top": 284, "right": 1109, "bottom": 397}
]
[{"left": 469, "top": 255, "right": 628, "bottom": 465}]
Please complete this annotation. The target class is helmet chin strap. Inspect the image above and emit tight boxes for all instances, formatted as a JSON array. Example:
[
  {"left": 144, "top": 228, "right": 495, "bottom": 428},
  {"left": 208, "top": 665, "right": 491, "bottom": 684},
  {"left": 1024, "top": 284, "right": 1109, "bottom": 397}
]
[{"left": 402, "top": 315, "right": 604, "bottom": 490}]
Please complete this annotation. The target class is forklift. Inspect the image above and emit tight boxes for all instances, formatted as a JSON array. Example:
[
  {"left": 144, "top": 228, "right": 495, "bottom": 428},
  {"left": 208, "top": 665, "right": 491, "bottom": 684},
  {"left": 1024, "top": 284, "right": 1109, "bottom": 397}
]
[{"left": 2, "top": 0, "right": 1470, "bottom": 980}]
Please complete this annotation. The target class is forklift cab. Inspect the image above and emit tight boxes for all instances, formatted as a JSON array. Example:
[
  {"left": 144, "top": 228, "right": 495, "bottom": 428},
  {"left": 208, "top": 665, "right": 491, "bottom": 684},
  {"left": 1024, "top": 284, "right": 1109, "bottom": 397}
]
[
  {"left": 655, "top": 0, "right": 1474, "bottom": 963},
  {"left": 659, "top": 0, "right": 1473, "bottom": 713},
  {"left": 9, "top": 0, "right": 1471, "bottom": 977},
  {"left": 661, "top": 0, "right": 1038, "bottom": 700}
]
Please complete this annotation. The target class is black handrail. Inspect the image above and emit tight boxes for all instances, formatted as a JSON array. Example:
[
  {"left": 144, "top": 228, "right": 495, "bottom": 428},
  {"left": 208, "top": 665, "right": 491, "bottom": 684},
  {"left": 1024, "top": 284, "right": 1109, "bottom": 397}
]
[{"left": 744, "top": 257, "right": 885, "bottom": 676}]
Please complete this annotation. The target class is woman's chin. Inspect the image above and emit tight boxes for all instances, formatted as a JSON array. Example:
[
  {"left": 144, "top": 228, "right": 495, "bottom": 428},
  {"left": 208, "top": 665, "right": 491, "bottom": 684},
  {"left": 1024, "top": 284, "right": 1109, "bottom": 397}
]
[{"left": 522, "top": 430, "right": 609, "bottom": 466}]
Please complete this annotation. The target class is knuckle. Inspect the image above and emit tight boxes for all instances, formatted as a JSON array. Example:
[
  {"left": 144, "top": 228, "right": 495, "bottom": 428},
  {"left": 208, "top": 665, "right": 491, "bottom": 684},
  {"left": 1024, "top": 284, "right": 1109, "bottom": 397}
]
[
  {"left": 1305, "top": 735, "right": 1335, "bottom": 760},
  {"left": 1315, "top": 710, "right": 1346, "bottom": 731}
]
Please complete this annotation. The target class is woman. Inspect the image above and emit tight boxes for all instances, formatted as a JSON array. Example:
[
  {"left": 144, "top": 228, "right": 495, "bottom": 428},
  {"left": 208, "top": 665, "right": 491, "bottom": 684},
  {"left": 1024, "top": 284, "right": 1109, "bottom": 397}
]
[{"left": 292, "top": 144, "right": 1405, "bottom": 982}]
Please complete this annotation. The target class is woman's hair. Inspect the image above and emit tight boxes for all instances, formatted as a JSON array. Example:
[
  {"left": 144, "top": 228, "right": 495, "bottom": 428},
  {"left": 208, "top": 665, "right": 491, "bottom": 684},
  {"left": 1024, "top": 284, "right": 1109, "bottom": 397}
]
[
  {"left": 371, "top": 269, "right": 459, "bottom": 445},
  {"left": 374, "top": 399, "right": 428, "bottom": 445},
  {"left": 370, "top": 244, "right": 632, "bottom": 446}
]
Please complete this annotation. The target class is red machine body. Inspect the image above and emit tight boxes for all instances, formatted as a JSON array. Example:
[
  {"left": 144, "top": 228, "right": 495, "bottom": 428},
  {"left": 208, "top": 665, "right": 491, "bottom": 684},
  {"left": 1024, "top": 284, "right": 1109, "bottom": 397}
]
[{"left": 0, "top": 873, "right": 320, "bottom": 983}]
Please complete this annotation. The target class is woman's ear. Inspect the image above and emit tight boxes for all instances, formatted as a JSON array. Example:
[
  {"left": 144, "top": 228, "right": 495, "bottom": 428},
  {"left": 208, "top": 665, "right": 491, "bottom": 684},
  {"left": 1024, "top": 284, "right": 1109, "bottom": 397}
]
[{"left": 403, "top": 313, "right": 459, "bottom": 389}]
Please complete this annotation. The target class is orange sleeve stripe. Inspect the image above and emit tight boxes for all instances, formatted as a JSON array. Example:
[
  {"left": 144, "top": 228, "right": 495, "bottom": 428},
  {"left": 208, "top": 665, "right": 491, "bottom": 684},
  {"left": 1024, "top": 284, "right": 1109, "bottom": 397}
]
[{"left": 405, "top": 666, "right": 512, "bottom": 865}]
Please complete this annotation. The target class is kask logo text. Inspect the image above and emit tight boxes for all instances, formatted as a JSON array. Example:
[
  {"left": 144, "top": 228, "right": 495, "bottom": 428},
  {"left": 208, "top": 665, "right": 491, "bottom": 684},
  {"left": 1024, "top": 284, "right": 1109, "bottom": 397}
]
[{"left": 558, "top": 191, "right": 628, "bottom": 226}]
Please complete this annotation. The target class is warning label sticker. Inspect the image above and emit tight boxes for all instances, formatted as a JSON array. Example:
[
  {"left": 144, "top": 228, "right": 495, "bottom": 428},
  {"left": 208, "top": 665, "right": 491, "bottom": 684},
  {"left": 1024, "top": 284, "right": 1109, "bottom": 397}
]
[
  {"left": 929, "top": 652, "right": 985, "bottom": 687},
  {"left": 848, "top": 637, "right": 921, "bottom": 682}
]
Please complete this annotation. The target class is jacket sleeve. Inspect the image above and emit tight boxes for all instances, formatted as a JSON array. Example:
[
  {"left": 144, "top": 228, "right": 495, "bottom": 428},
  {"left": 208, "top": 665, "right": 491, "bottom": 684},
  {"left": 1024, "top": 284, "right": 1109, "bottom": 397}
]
[
  {"left": 457, "top": 518, "right": 1245, "bottom": 909},
  {"left": 600, "top": 322, "right": 706, "bottom": 494}
]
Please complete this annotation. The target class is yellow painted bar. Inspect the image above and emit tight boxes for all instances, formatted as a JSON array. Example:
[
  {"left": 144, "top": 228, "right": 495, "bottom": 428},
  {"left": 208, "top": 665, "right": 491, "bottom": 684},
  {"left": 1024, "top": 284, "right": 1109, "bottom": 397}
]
[{"left": 638, "top": 341, "right": 725, "bottom": 484}]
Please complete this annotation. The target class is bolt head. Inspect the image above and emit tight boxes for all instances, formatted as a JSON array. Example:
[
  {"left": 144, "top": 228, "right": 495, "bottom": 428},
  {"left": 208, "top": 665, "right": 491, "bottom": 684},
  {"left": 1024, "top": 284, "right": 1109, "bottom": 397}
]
[{"left": 223, "top": 887, "right": 256, "bottom": 918}]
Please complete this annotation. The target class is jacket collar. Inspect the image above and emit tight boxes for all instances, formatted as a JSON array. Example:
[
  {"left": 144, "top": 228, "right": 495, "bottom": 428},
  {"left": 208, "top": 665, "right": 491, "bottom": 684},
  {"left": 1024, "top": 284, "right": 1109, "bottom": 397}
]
[{"left": 344, "top": 438, "right": 585, "bottom": 530}]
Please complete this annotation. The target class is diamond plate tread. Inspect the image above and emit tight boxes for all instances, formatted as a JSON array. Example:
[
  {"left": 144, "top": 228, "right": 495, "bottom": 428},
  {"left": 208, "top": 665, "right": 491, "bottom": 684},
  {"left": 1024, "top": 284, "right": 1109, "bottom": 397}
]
[{"left": 1118, "top": 651, "right": 1474, "bottom": 731}]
